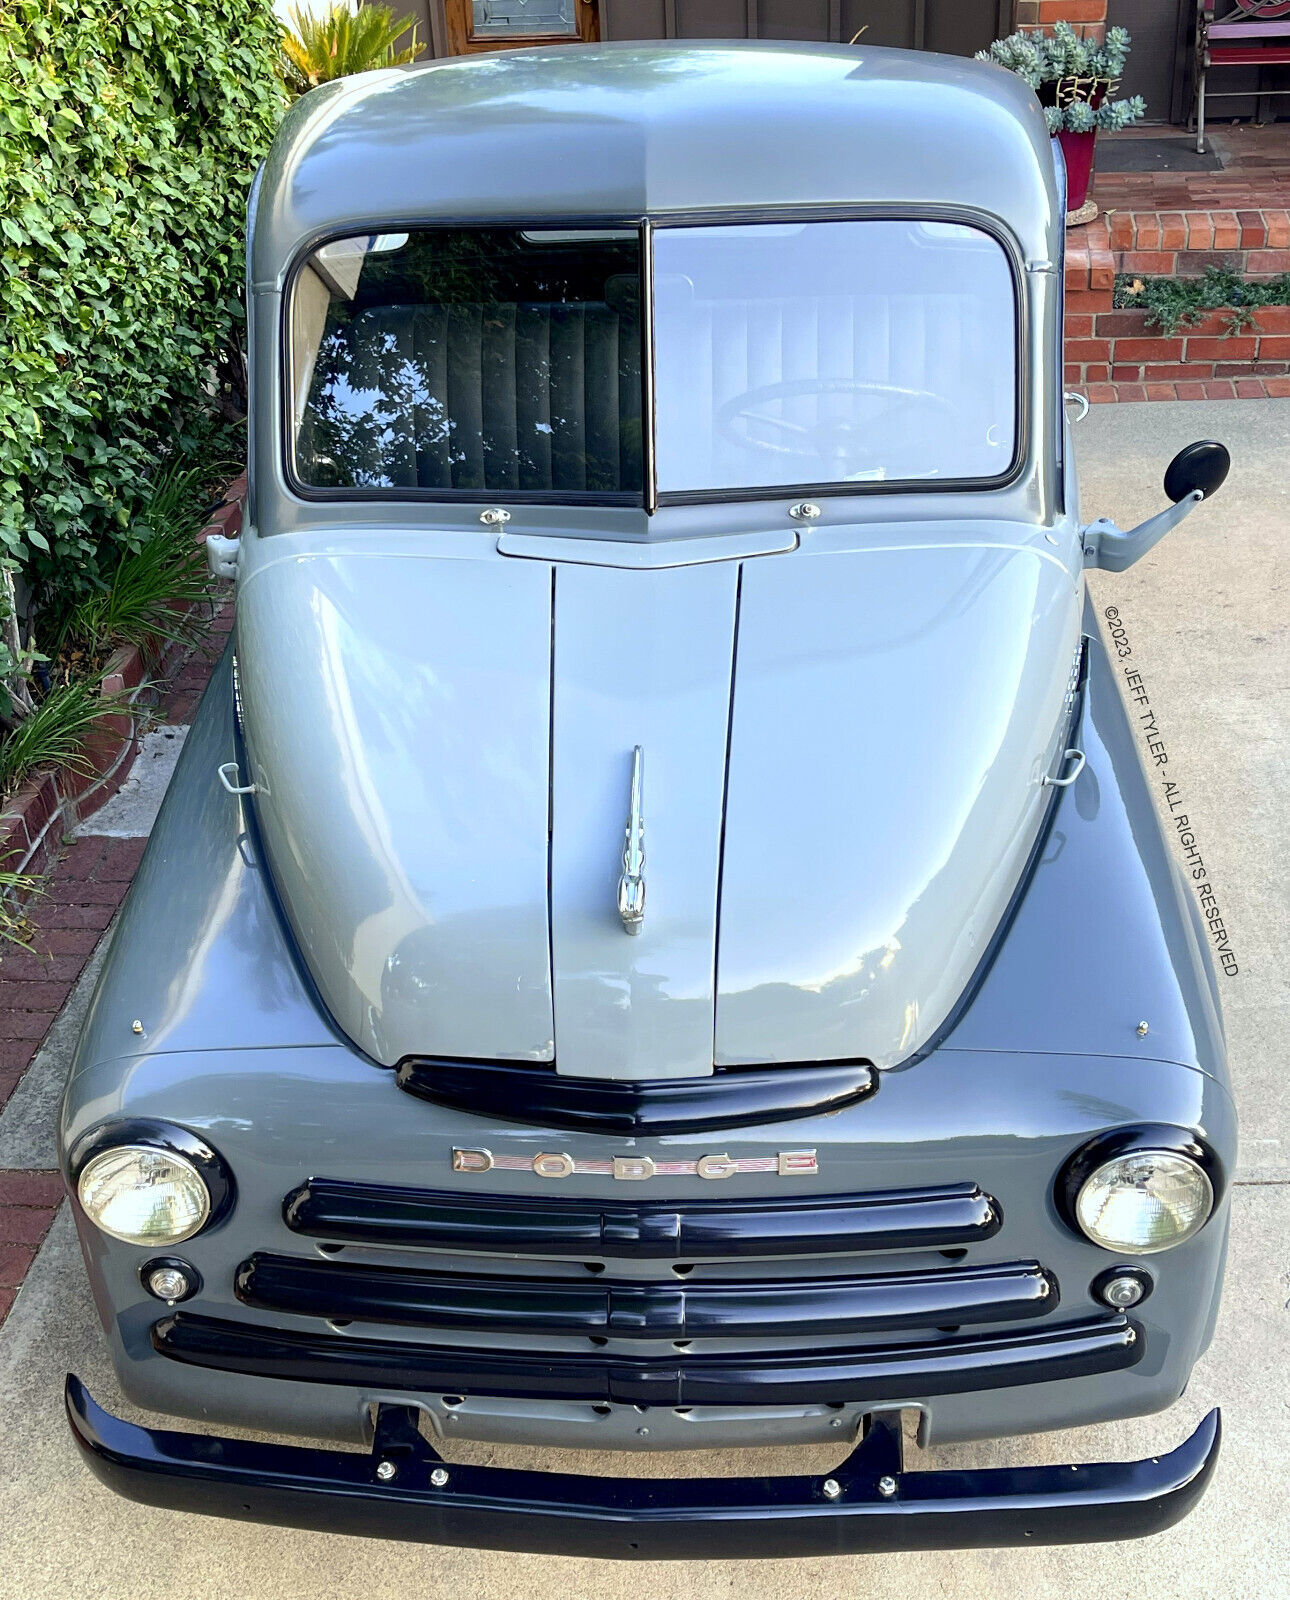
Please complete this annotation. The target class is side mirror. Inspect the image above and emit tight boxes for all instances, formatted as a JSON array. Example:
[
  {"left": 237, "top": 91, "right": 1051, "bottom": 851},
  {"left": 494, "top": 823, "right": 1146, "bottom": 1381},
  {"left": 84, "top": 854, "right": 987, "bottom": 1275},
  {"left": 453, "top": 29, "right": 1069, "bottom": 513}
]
[
  {"left": 1164, "top": 439, "right": 1230, "bottom": 504},
  {"left": 1084, "top": 438, "right": 1231, "bottom": 573}
]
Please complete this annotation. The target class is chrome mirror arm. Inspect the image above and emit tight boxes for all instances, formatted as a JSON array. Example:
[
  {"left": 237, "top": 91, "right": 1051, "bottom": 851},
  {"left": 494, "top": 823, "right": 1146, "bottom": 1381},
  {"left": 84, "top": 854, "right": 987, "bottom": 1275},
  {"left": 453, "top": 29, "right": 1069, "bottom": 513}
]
[{"left": 1081, "top": 489, "right": 1204, "bottom": 573}]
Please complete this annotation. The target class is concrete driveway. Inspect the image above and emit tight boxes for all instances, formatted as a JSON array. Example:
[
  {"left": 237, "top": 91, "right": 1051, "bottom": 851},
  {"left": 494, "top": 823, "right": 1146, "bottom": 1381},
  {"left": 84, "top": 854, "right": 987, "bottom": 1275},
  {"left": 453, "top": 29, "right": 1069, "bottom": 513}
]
[{"left": 1, "top": 399, "right": 1286, "bottom": 1598}]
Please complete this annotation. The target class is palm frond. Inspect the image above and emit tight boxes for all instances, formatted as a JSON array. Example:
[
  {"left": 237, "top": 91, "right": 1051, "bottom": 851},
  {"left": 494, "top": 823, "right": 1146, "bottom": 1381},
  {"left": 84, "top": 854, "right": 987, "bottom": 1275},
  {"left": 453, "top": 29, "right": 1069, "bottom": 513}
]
[{"left": 282, "top": 3, "right": 420, "bottom": 93}]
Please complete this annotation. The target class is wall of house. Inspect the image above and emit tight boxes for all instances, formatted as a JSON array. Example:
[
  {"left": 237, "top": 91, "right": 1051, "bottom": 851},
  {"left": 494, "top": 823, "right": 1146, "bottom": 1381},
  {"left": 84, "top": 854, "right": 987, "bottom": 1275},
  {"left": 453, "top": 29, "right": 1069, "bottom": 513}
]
[
  {"left": 400, "top": 2, "right": 1015, "bottom": 59},
  {"left": 1013, "top": 0, "right": 1107, "bottom": 42}
]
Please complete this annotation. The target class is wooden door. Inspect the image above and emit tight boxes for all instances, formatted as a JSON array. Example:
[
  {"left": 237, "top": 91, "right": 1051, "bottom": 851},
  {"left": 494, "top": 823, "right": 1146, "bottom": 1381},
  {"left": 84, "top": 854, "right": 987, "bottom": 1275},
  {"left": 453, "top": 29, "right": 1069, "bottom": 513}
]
[{"left": 444, "top": 0, "right": 599, "bottom": 54}]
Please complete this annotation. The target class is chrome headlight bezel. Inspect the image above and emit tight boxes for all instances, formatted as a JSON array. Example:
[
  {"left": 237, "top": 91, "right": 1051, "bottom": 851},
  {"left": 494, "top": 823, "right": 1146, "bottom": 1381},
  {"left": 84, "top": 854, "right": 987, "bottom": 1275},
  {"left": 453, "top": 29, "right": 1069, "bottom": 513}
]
[
  {"left": 69, "top": 1119, "right": 234, "bottom": 1247},
  {"left": 1057, "top": 1125, "right": 1222, "bottom": 1256}
]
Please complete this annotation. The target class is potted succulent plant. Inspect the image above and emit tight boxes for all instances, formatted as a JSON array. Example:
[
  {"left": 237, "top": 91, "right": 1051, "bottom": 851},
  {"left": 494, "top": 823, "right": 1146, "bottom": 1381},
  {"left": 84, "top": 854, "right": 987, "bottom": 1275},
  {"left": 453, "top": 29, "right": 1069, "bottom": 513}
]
[{"left": 978, "top": 23, "right": 1146, "bottom": 221}]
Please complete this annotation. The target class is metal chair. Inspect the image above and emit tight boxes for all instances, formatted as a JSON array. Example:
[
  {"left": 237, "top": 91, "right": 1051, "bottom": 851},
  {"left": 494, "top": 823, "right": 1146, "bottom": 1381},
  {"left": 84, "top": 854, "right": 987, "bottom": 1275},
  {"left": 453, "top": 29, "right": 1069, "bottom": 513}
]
[{"left": 1194, "top": 0, "right": 1290, "bottom": 153}]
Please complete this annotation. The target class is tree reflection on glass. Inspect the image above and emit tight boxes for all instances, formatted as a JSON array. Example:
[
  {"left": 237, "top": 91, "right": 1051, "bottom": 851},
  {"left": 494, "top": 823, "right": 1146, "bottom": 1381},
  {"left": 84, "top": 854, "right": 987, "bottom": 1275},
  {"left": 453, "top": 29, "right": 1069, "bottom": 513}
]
[{"left": 295, "top": 227, "right": 643, "bottom": 499}]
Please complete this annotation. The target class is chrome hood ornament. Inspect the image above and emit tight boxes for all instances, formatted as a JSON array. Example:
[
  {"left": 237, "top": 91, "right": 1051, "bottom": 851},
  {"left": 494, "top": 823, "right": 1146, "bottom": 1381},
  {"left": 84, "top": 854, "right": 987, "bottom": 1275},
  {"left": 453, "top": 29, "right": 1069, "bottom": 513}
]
[{"left": 617, "top": 745, "right": 646, "bottom": 935}]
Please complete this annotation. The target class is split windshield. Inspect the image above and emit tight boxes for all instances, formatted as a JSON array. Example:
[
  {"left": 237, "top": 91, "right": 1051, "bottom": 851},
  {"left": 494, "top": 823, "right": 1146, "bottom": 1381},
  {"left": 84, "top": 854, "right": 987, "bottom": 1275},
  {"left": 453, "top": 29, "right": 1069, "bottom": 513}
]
[{"left": 288, "top": 219, "right": 1017, "bottom": 501}]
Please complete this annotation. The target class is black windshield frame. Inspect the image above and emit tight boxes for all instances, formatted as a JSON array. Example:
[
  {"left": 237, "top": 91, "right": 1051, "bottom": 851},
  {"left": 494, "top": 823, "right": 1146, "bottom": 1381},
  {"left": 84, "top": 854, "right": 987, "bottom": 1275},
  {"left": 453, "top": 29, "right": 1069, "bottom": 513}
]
[{"left": 280, "top": 208, "right": 1028, "bottom": 512}]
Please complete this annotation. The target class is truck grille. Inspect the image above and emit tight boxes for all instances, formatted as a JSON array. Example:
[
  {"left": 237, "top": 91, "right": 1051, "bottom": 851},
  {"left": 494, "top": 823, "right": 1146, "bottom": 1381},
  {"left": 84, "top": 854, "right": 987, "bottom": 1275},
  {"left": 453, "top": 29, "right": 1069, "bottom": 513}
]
[{"left": 146, "top": 1177, "right": 1145, "bottom": 1406}]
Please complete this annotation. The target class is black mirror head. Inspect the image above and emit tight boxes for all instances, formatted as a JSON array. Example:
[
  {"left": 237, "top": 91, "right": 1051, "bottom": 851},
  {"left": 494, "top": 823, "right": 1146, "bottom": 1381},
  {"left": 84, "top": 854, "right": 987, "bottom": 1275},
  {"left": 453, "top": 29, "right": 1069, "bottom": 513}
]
[{"left": 1164, "top": 439, "right": 1230, "bottom": 504}]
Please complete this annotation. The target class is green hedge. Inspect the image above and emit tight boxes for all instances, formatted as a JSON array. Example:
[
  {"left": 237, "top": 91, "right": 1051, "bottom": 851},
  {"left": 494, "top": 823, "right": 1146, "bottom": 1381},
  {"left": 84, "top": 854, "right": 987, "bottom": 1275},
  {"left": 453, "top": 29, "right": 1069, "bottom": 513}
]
[{"left": 0, "top": 0, "right": 283, "bottom": 621}]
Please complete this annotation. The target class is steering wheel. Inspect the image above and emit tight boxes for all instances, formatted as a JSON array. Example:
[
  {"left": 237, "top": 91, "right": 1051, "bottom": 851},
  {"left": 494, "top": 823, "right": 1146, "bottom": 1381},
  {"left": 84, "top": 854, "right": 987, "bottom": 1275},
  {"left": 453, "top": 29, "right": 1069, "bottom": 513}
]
[{"left": 715, "top": 376, "right": 962, "bottom": 475}]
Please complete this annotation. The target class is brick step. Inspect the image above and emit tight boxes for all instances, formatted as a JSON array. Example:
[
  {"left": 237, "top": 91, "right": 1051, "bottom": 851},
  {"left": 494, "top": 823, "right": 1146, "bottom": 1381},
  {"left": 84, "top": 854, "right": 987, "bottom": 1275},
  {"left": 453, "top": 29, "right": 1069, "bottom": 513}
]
[{"left": 1104, "top": 206, "right": 1290, "bottom": 278}]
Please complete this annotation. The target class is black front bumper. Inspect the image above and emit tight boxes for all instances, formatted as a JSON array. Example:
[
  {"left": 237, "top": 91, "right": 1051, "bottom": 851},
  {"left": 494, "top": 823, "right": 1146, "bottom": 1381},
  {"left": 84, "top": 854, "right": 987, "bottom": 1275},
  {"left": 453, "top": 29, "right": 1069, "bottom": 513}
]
[{"left": 67, "top": 1376, "right": 1220, "bottom": 1559}]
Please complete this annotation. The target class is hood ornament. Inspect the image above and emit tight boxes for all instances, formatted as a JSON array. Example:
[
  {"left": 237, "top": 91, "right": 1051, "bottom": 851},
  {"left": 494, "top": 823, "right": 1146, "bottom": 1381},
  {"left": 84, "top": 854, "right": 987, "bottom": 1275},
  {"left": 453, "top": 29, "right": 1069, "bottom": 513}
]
[{"left": 617, "top": 745, "right": 646, "bottom": 936}]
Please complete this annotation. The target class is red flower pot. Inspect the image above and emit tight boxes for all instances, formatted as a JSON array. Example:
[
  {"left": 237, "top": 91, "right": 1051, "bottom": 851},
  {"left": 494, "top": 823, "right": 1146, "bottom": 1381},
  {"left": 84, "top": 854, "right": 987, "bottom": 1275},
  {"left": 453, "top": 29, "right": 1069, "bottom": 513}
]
[{"left": 1057, "top": 129, "right": 1097, "bottom": 213}]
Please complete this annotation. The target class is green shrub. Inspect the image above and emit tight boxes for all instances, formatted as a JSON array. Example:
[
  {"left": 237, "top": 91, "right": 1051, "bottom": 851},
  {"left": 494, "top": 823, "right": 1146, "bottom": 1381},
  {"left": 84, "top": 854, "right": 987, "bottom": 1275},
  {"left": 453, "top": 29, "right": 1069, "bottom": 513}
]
[
  {"left": 1114, "top": 266, "right": 1290, "bottom": 336},
  {"left": 0, "top": 0, "right": 283, "bottom": 641}
]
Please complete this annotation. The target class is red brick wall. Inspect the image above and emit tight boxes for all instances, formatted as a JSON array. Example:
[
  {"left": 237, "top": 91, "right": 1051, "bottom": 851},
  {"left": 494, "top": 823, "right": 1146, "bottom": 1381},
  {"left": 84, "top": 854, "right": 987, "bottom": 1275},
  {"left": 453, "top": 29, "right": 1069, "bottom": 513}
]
[
  {"left": 1110, "top": 209, "right": 1290, "bottom": 276},
  {"left": 1014, "top": 0, "right": 1108, "bottom": 41},
  {"left": 1065, "top": 215, "right": 1290, "bottom": 400},
  {"left": 1067, "top": 305, "right": 1290, "bottom": 399}
]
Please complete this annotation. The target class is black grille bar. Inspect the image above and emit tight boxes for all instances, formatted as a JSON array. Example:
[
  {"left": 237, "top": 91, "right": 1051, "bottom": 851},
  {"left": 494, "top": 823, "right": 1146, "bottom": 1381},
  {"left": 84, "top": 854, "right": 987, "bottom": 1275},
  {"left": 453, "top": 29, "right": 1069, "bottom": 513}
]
[
  {"left": 282, "top": 1180, "right": 1001, "bottom": 1258},
  {"left": 235, "top": 1253, "right": 1057, "bottom": 1339},
  {"left": 153, "top": 1312, "right": 1141, "bottom": 1407}
]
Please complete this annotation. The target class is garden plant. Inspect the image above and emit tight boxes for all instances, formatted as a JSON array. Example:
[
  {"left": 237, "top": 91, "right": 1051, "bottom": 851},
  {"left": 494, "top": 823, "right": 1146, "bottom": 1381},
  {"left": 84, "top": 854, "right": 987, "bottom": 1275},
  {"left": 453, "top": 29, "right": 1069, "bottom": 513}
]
[{"left": 0, "top": 0, "right": 285, "bottom": 938}]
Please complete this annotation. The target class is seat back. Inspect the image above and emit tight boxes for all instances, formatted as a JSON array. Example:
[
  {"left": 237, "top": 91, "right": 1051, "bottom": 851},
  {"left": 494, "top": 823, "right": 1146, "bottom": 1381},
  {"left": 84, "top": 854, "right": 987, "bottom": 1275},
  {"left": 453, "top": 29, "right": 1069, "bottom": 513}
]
[{"left": 301, "top": 299, "right": 642, "bottom": 494}]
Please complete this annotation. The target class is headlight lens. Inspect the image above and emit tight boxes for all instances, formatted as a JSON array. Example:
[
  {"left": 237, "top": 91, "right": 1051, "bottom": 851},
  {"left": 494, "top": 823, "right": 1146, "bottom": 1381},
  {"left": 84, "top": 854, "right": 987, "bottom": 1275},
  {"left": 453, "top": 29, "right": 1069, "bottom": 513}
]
[
  {"left": 1075, "top": 1149, "right": 1214, "bottom": 1254},
  {"left": 77, "top": 1145, "right": 211, "bottom": 1245}
]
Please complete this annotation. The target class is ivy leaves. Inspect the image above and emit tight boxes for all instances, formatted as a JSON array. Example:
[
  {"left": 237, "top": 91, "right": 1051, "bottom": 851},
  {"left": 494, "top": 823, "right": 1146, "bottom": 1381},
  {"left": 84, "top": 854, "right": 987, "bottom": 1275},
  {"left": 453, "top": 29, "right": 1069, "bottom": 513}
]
[{"left": 0, "top": 0, "right": 284, "bottom": 592}]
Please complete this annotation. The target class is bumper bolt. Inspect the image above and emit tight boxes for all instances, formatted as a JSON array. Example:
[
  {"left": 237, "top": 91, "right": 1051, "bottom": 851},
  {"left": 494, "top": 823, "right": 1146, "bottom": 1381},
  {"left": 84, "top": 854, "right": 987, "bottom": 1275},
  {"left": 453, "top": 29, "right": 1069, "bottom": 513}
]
[
  {"left": 1136, "top": 1020, "right": 1150, "bottom": 1037},
  {"left": 822, "top": 1478, "right": 842, "bottom": 1500},
  {"left": 878, "top": 1475, "right": 898, "bottom": 1499},
  {"left": 430, "top": 1467, "right": 449, "bottom": 1487},
  {"left": 376, "top": 1460, "right": 397, "bottom": 1482}
]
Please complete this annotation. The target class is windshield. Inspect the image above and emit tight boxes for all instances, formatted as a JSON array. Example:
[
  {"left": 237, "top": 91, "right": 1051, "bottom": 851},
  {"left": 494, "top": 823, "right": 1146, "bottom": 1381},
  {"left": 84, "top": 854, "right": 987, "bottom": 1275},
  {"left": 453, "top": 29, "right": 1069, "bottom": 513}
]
[
  {"left": 287, "top": 218, "right": 1017, "bottom": 503},
  {"left": 290, "top": 227, "right": 643, "bottom": 497},
  {"left": 652, "top": 220, "right": 1017, "bottom": 495}
]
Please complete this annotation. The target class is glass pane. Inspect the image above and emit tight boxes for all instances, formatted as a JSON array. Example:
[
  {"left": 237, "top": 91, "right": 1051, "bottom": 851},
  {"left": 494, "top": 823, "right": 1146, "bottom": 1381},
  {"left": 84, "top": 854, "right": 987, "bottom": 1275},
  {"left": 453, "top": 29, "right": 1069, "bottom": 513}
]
[
  {"left": 291, "top": 228, "right": 643, "bottom": 497},
  {"left": 471, "top": 0, "right": 578, "bottom": 37},
  {"left": 652, "top": 220, "right": 1017, "bottom": 494}
]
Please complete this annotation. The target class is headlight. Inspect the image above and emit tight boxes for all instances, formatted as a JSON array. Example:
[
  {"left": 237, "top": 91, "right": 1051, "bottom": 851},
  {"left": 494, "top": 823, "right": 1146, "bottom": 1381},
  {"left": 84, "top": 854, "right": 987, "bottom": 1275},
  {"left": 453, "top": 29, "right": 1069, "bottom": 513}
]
[
  {"left": 1074, "top": 1149, "right": 1214, "bottom": 1254},
  {"left": 77, "top": 1146, "right": 212, "bottom": 1245}
]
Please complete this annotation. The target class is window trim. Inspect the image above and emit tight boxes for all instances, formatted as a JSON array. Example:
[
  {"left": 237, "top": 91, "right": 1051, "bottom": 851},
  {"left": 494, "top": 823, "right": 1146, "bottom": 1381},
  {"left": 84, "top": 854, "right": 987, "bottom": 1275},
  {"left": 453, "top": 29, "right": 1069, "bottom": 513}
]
[
  {"left": 280, "top": 217, "right": 651, "bottom": 508},
  {"left": 277, "top": 207, "right": 1029, "bottom": 512},
  {"left": 647, "top": 208, "right": 1027, "bottom": 507}
]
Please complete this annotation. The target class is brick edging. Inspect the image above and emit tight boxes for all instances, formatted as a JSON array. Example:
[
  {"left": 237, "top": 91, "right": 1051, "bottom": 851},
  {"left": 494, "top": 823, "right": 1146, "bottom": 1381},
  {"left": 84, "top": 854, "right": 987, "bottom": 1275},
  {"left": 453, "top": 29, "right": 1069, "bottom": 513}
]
[{"left": 1063, "top": 210, "right": 1290, "bottom": 401}]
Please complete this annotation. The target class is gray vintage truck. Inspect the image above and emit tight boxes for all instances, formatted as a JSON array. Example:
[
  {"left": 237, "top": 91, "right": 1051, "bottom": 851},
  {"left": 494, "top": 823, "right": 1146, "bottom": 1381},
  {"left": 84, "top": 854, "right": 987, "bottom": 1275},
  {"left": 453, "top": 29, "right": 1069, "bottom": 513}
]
[{"left": 61, "top": 41, "right": 1234, "bottom": 1558}]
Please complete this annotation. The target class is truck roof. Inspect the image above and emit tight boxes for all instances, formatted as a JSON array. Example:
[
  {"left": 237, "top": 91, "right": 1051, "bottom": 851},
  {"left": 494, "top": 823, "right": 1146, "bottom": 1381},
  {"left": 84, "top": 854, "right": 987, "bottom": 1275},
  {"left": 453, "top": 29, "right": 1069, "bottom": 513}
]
[{"left": 250, "top": 41, "right": 1060, "bottom": 288}]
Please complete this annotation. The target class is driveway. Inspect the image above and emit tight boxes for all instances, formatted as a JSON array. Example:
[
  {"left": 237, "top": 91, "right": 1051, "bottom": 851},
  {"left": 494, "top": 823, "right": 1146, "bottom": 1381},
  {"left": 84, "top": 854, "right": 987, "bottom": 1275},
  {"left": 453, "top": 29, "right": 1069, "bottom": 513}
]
[{"left": 1, "top": 399, "right": 1286, "bottom": 1598}]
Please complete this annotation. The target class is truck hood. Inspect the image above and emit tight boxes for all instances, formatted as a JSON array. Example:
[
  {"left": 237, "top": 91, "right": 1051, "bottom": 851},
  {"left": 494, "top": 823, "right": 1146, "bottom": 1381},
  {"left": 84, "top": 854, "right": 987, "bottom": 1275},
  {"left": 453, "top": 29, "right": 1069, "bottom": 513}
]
[{"left": 236, "top": 536, "right": 1079, "bottom": 1072}]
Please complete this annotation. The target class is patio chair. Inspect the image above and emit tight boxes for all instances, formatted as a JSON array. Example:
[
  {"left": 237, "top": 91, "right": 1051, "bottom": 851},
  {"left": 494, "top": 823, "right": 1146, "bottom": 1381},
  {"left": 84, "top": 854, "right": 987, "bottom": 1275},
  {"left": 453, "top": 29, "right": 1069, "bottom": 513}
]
[{"left": 1194, "top": 0, "right": 1290, "bottom": 153}]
